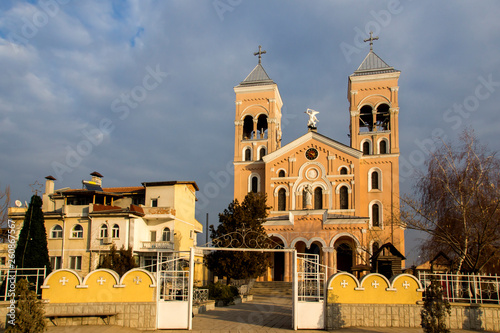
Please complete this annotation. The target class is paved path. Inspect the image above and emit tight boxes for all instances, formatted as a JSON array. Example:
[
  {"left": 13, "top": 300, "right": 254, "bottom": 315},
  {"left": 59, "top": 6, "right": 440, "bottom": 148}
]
[{"left": 45, "top": 295, "right": 481, "bottom": 332}]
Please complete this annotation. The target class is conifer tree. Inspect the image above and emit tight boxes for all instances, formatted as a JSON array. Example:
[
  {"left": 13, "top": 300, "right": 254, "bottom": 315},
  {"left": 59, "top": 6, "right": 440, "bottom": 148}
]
[
  {"left": 205, "top": 193, "right": 272, "bottom": 283},
  {"left": 421, "top": 278, "right": 451, "bottom": 333},
  {"left": 14, "top": 195, "right": 51, "bottom": 273},
  {"left": 5, "top": 278, "right": 47, "bottom": 332},
  {"left": 98, "top": 243, "right": 137, "bottom": 276}
]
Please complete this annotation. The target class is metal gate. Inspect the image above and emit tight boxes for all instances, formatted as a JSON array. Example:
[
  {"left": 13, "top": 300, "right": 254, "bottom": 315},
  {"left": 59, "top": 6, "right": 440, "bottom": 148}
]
[
  {"left": 156, "top": 248, "right": 194, "bottom": 329},
  {"left": 296, "top": 253, "right": 325, "bottom": 329}
]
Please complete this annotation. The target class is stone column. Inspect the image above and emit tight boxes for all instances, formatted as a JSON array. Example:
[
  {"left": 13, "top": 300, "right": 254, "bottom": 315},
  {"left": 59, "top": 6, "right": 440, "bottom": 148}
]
[{"left": 323, "top": 247, "right": 335, "bottom": 278}]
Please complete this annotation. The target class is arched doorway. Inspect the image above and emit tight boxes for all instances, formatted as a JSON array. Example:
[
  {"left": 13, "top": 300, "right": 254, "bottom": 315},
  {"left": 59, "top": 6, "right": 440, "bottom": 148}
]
[
  {"left": 270, "top": 236, "right": 285, "bottom": 281},
  {"left": 336, "top": 243, "right": 353, "bottom": 272}
]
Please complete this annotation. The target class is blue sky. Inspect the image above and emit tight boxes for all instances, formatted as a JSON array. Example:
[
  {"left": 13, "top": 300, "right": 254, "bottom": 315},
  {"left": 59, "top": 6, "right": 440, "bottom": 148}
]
[{"left": 1, "top": 0, "right": 500, "bottom": 266}]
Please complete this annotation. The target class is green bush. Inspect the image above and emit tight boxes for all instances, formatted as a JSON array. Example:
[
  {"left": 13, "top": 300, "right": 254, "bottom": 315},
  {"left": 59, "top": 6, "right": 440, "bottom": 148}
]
[{"left": 205, "top": 282, "right": 239, "bottom": 305}]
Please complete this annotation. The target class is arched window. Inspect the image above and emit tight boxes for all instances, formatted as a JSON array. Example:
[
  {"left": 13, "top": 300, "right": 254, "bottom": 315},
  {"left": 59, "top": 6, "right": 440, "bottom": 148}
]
[
  {"left": 259, "top": 147, "right": 266, "bottom": 160},
  {"left": 340, "top": 167, "right": 348, "bottom": 175},
  {"left": 72, "top": 224, "right": 83, "bottom": 238},
  {"left": 379, "top": 140, "right": 387, "bottom": 154},
  {"left": 99, "top": 224, "right": 108, "bottom": 238},
  {"left": 278, "top": 188, "right": 286, "bottom": 211},
  {"left": 244, "top": 148, "right": 251, "bottom": 161},
  {"left": 162, "top": 227, "right": 171, "bottom": 242},
  {"left": 371, "top": 171, "right": 379, "bottom": 190},
  {"left": 278, "top": 170, "right": 285, "bottom": 177},
  {"left": 339, "top": 186, "right": 348, "bottom": 209},
  {"left": 314, "top": 187, "right": 323, "bottom": 209},
  {"left": 51, "top": 225, "right": 63, "bottom": 239},
  {"left": 372, "top": 203, "right": 380, "bottom": 227},
  {"left": 112, "top": 224, "right": 120, "bottom": 238},
  {"left": 257, "top": 114, "right": 268, "bottom": 139},
  {"left": 360, "top": 105, "right": 373, "bottom": 132},
  {"left": 251, "top": 176, "right": 258, "bottom": 193},
  {"left": 363, "top": 141, "right": 370, "bottom": 155}
]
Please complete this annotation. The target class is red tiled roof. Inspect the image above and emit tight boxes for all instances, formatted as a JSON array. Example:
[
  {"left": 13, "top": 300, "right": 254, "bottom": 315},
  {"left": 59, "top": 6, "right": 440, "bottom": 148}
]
[
  {"left": 101, "top": 186, "right": 144, "bottom": 193},
  {"left": 92, "top": 204, "right": 123, "bottom": 212}
]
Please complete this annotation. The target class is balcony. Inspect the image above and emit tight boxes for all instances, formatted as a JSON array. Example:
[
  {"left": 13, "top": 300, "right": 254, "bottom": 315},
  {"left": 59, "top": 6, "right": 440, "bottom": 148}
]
[
  {"left": 141, "top": 241, "right": 174, "bottom": 250},
  {"left": 142, "top": 207, "right": 176, "bottom": 221}
]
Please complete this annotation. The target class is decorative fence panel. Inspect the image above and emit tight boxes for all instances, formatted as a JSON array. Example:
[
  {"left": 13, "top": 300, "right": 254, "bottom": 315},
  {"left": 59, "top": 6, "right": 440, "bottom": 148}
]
[
  {"left": 0, "top": 267, "right": 46, "bottom": 300},
  {"left": 419, "top": 272, "right": 500, "bottom": 305}
]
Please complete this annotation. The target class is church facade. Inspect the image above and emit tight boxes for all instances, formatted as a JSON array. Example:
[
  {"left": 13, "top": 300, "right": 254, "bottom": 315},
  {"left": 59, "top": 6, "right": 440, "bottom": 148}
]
[{"left": 233, "top": 45, "right": 404, "bottom": 281}]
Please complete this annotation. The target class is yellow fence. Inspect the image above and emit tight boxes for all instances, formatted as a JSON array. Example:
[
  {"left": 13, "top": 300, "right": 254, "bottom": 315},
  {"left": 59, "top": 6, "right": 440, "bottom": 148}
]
[
  {"left": 327, "top": 272, "right": 424, "bottom": 304},
  {"left": 41, "top": 268, "right": 156, "bottom": 303}
]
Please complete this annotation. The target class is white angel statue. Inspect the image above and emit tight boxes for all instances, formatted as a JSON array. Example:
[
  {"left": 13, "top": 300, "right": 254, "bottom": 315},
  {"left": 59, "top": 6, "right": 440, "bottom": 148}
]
[{"left": 305, "top": 108, "right": 319, "bottom": 128}]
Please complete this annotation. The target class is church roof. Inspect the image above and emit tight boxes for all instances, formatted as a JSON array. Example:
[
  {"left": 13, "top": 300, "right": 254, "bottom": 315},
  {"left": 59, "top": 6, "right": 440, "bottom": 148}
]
[
  {"left": 262, "top": 130, "right": 362, "bottom": 163},
  {"left": 352, "top": 50, "right": 399, "bottom": 76},
  {"left": 238, "top": 63, "right": 275, "bottom": 86}
]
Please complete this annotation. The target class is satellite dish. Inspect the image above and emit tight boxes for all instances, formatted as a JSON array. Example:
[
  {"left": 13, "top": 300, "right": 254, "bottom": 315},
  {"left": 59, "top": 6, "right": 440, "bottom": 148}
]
[{"left": 15, "top": 200, "right": 22, "bottom": 207}]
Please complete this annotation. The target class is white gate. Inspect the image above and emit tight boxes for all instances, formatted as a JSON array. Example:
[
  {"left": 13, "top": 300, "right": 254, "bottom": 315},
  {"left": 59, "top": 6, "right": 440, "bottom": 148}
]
[
  {"left": 156, "top": 248, "right": 194, "bottom": 329},
  {"left": 296, "top": 253, "right": 325, "bottom": 329}
]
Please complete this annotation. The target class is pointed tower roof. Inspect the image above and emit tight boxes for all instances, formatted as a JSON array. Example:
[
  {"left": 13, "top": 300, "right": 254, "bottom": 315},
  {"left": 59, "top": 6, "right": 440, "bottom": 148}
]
[
  {"left": 353, "top": 50, "right": 399, "bottom": 76},
  {"left": 238, "top": 63, "right": 275, "bottom": 86}
]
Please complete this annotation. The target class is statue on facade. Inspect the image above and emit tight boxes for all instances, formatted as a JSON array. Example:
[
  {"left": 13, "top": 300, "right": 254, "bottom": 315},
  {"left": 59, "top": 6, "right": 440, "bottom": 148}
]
[
  {"left": 305, "top": 108, "right": 319, "bottom": 128},
  {"left": 303, "top": 184, "right": 313, "bottom": 209}
]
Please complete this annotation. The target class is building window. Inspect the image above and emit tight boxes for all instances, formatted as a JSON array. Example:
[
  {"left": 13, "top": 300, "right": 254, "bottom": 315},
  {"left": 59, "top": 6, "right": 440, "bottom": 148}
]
[
  {"left": 362, "top": 141, "right": 371, "bottom": 155},
  {"left": 150, "top": 230, "right": 157, "bottom": 242},
  {"left": 70, "top": 256, "right": 82, "bottom": 270},
  {"left": 51, "top": 225, "right": 63, "bottom": 239},
  {"left": 379, "top": 140, "right": 387, "bottom": 154},
  {"left": 259, "top": 147, "right": 266, "bottom": 160},
  {"left": 112, "top": 224, "right": 119, "bottom": 238},
  {"left": 162, "top": 227, "right": 171, "bottom": 242},
  {"left": 151, "top": 198, "right": 158, "bottom": 207},
  {"left": 371, "top": 171, "right": 379, "bottom": 190},
  {"left": 100, "top": 224, "right": 108, "bottom": 238},
  {"left": 278, "top": 170, "right": 285, "bottom": 177},
  {"left": 339, "top": 186, "right": 348, "bottom": 210},
  {"left": 251, "top": 176, "right": 258, "bottom": 193},
  {"left": 314, "top": 187, "right": 323, "bottom": 209},
  {"left": 50, "top": 256, "right": 62, "bottom": 270},
  {"left": 372, "top": 203, "right": 380, "bottom": 227},
  {"left": 340, "top": 167, "right": 348, "bottom": 175},
  {"left": 244, "top": 148, "right": 251, "bottom": 161},
  {"left": 71, "top": 224, "right": 83, "bottom": 238},
  {"left": 0, "top": 257, "right": 6, "bottom": 266},
  {"left": 278, "top": 188, "right": 286, "bottom": 211}
]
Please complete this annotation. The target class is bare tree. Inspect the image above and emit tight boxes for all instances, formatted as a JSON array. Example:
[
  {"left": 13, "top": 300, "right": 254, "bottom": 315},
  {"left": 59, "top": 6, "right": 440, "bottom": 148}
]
[
  {"left": 400, "top": 130, "right": 500, "bottom": 273},
  {"left": 0, "top": 184, "right": 11, "bottom": 242}
]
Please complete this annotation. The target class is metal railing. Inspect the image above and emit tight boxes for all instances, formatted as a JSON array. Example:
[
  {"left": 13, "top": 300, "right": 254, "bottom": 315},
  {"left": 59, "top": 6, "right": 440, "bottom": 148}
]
[
  {"left": 193, "top": 288, "right": 208, "bottom": 303},
  {"left": 142, "top": 241, "right": 174, "bottom": 250},
  {"left": 298, "top": 254, "right": 325, "bottom": 302},
  {"left": 419, "top": 271, "right": 500, "bottom": 305},
  {"left": 0, "top": 267, "right": 47, "bottom": 300}
]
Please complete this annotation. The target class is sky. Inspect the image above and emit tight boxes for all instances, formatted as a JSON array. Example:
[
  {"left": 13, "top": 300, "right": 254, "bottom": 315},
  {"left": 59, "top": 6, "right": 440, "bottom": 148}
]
[{"left": 1, "top": 0, "right": 500, "bottom": 266}]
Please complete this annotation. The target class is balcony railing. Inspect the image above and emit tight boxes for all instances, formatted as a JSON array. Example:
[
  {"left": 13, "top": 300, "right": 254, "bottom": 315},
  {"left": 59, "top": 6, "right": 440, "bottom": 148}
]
[{"left": 141, "top": 241, "right": 174, "bottom": 250}]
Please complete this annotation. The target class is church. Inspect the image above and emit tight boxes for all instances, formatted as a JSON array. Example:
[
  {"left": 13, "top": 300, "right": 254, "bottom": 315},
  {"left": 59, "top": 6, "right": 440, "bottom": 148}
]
[{"left": 232, "top": 40, "right": 405, "bottom": 282}]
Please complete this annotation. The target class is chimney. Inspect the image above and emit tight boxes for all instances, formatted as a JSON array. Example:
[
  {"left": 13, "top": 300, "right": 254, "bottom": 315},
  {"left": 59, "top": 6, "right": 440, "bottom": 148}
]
[
  {"left": 90, "top": 171, "right": 103, "bottom": 186},
  {"left": 43, "top": 175, "right": 56, "bottom": 212}
]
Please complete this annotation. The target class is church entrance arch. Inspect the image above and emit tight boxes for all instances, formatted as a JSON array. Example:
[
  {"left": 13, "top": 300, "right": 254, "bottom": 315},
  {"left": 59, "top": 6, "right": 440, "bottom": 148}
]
[{"left": 336, "top": 243, "right": 353, "bottom": 272}]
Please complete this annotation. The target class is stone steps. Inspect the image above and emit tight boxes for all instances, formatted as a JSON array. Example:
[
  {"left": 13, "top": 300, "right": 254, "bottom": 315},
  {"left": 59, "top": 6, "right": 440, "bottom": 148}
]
[{"left": 250, "top": 281, "right": 293, "bottom": 296}]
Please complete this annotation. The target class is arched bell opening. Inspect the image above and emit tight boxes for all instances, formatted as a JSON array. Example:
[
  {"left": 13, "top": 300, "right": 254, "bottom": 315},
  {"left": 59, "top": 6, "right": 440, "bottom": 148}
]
[
  {"left": 257, "top": 114, "right": 268, "bottom": 139},
  {"left": 375, "top": 103, "right": 390, "bottom": 131},
  {"left": 243, "top": 115, "right": 254, "bottom": 140},
  {"left": 359, "top": 105, "right": 373, "bottom": 132}
]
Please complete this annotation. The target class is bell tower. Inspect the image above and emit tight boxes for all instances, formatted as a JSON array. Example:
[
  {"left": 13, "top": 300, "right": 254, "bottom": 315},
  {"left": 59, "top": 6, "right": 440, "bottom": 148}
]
[
  {"left": 233, "top": 46, "right": 283, "bottom": 203},
  {"left": 348, "top": 33, "right": 401, "bottom": 156}
]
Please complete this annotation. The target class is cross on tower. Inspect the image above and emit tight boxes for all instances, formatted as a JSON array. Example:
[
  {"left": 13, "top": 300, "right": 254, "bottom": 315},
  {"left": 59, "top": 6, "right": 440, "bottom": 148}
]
[
  {"left": 364, "top": 31, "right": 379, "bottom": 51},
  {"left": 254, "top": 45, "right": 267, "bottom": 64}
]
